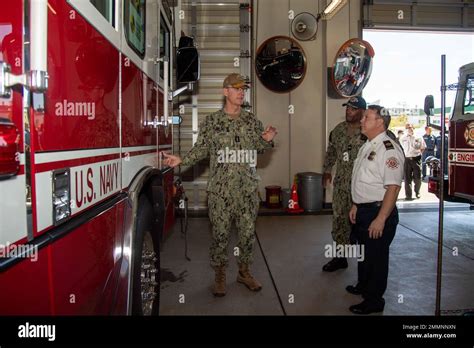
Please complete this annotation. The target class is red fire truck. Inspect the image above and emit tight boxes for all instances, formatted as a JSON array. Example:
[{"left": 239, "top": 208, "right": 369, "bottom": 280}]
[
  {"left": 425, "top": 62, "right": 474, "bottom": 204},
  {"left": 0, "top": 0, "right": 198, "bottom": 315}
]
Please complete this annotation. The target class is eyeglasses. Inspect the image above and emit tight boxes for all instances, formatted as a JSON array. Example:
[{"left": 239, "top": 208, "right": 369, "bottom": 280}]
[{"left": 225, "top": 86, "right": 248, "bottom": 90}]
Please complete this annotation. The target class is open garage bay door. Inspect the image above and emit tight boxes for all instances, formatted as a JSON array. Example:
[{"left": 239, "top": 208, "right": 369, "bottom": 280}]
[{"left": 363, "top": 0, "right": 474, "bottom": 31}]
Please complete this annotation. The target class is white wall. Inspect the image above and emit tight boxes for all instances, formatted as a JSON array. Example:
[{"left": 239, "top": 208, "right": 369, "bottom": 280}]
[{"left": 254, "top": 0, "right": 362, "bottom": 203}]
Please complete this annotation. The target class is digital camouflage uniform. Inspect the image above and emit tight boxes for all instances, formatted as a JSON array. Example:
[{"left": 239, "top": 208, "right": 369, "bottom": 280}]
[
  {"left": 181, "top": 109, "right": 272, "bottom": 268},
  {"left": 323, "top": 122, "right": 366, "bottom": 245}
]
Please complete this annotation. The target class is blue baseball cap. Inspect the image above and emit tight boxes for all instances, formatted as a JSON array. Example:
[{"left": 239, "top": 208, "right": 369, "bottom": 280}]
[{"left": 342, "top": 96, "right": 367, "bottom": 110}]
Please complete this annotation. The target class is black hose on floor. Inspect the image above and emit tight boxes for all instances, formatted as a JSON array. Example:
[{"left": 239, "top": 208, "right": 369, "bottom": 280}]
[
  {"left": 176, "top": 179, "right": 191, "bottom": 261},
  {"left": 183, "top": 196, "right": 190, "bottom": 261},
  {"left": 255, "top": 230, "right": 287, "bottom": 315}
]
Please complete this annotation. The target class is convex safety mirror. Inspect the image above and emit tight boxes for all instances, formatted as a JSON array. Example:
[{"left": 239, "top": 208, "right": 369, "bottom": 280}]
[
  {"left": 332, "top": 38, "right": 374, "bottom": 98},
  {"left": 255, "top": 36, "right": 306, "bottom": 93}
]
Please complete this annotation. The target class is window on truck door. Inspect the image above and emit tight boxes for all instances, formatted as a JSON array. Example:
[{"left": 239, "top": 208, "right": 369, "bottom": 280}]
[
  {"left": 124, "top": 0, "right": 146, "bottom": 58},
  {"left": 90, "top": 0, "right": 116, "bottom": 27},
  {"left": 159, "top": 14, "right": 170, "bottom": 81},
  {"left": 463, "top": 75, "right": 474, "bottom": 115}
]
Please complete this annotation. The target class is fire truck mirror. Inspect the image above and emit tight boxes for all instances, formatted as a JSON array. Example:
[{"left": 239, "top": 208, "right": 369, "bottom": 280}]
[
  {"left": 332, "top": 38, "right": 375, "bottom": 98},
  {"left": 424, "top": 95, "right": 434, "bottom": 116},
  {"left": 176, "top": 47, "right": 200, "bottom": 84}
]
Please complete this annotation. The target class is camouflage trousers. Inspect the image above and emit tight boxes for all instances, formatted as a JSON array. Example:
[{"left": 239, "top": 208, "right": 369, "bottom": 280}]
[
  {"left": 208, "top": 190, "right": 259, "bottom": 268},
  {"left": 331, "top": 182, "right": 353, "bottom": 246}
]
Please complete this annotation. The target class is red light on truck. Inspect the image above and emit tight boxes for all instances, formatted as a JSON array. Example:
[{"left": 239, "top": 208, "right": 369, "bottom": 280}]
[
  {"left": 428, "top": 179, "right": 439, "bottom": 194},
  {"left": 0, "top": 118, "right": 20, "bottom": 179}
]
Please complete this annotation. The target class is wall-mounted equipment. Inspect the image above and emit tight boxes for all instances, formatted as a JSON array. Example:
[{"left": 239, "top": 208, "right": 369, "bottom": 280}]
[
  {"left": 255, "top": 36, "right": 306, "bottom": 93},
  {"left": 290, "top": 1, "right": 347, "bottom": 43},
  {"left": 330, "top": 38, "right": 375, "bottom": 98},
  {"left": 291, "top": 12, "right": 318, "bottom": 41}
]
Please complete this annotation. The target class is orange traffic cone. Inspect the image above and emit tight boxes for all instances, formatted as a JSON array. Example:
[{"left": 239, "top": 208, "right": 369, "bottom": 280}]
[{"left": 286, "top": 183, "right": 304, "bottom": 214}]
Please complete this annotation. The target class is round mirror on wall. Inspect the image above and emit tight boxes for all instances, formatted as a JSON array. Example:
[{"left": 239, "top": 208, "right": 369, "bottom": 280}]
[
  {"left": 332, "top": 38, "right": 375, "bottom": 98},
  {"left": 255, "top": 36, "right": 306, "bottom": 93}
]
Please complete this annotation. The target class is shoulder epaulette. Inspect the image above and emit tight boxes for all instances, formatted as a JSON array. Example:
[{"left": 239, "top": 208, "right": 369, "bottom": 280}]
[{"left": 383, "top": 140, "right": 394, "bottom": 150}]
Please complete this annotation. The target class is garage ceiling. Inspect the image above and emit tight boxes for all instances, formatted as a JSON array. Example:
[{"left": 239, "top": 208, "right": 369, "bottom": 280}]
[{"left": 363, "top": 0, "right": 474, "bottom": 31}]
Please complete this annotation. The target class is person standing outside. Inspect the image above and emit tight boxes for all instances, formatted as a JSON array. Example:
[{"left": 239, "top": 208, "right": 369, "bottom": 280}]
[
  {"left": 348, "top": 105, "right": 404, "bottom": 314},
  {"left": 397, "top": 130, "right": 404, "bottom": 142},
  {"left": 163, "top": 74, "right": 277, "bottom": 297},
  {"left": 322, "top": 96, "right": 367, "bottom": 272},
  {"left": 422, "top": 126, "right": 435, "bottom": 180},
  {"left": 400, "top": 124, "right": 426, "bottom": 200}
]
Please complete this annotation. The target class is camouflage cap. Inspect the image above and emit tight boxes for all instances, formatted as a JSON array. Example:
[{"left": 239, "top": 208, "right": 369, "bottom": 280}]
[{"left": 223, "top": 73, "right": 249, "bottom": 89}]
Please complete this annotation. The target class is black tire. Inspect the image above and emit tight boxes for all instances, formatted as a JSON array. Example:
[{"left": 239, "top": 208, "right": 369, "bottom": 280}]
[{"left": 132, "top": 195, "right": 160, "bottom": 315}]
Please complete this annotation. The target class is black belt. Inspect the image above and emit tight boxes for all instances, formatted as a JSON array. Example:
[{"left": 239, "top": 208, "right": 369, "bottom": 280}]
[{"left": 356, "top": 201, "right": 382, "bottom": 208}]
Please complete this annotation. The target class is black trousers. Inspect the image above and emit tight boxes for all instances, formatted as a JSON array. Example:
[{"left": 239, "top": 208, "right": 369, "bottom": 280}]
[
  {"left": 404, "top": 156, "right": 422, "bottom": 198},
  {"left": 353, "top": 204, "right": 398, "bottom": 306}
]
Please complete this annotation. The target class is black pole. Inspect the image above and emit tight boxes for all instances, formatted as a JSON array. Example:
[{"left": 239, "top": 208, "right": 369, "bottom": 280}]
[{"left": 435, "top": 55, "right": 447, "bottom": 316}]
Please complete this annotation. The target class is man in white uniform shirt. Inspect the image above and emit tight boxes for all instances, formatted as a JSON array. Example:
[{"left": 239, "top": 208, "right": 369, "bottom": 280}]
[
  {"left": 400, "top": 124, "right": 426, "bottom": 200},
  {"left": 348, "top": 105, "right": 405, "bottom": 315}
]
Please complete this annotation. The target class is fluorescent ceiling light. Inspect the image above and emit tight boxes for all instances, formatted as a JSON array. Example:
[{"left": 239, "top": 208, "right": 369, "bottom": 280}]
[{"left": 320, "top": 0, "right": 348, "bottom": 20}]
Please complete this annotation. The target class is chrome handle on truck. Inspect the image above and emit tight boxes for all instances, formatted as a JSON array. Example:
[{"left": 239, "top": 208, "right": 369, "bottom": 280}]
[
  {"left": 0, "top": 61, "right": 48, "bottom": 98},
  {"left": 0, "top": 0, "right": 48, "bottom": 98}
]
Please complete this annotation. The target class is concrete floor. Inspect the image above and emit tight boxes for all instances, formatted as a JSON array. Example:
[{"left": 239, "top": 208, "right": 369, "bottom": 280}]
[{"left": 159, "top": 202, "right": 474, "bottom": 316}]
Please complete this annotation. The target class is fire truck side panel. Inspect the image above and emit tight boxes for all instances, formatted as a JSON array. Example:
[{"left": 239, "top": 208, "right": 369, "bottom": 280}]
[
  {"left": 121, "top": 60, "right": 150, "bottom": 147},
  {"left": 449, "top": 121, "right": 456, "bottom": 197},
  {"left": 109, "top": 200, "right": 129, "bottom": 315},
  {"left": 49, "top": 203, "right": 122, "bottom": 315},
  {"left": 35, "top": 155, "right": 122, "bottom": 233},
  {"left": 449, "top": 121, "right": 474, "bottom": 200},
  {"left": 0, "top": 246, "right": 52, "bottom": 314},
  {"left": 0, "top": 0, "right": 28, "bottom": 253},
  {"left": 1, "top": 0, "right": 174, "bottom": 314},
  {"left": 121, "top": 57, "right": 159, "bottom": 192},
  {"left": 41, "top": 0, "right": 120, "bottom": 152},
  {"left": 0, "top": 0, "right": 24, "bottom": 150},
  {"left": 0, "top": 175, "right": 28, "bottom": 245},
  {"left": 32, "top": 0, "right": 122, "bottom": 236}
]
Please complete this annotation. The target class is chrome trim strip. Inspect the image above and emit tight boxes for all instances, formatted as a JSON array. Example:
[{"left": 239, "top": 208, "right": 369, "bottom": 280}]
[
  {"left": 35, "top": 146, "right": 164, "bottom": 164},
  {"left": 24, "top": 0, "right": 33, "bottom": 241},
  {"left": 119, "top": 51, "right": 123, "bottom": 190}
]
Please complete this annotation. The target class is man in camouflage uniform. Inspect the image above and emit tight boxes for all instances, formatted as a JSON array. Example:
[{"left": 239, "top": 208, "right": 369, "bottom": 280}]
[
  {"left": 163, "top": 74, "right": 277, "bottom": 297},
  {"left": 322, "top": 96, "right": 367, "bottom": 272}
]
